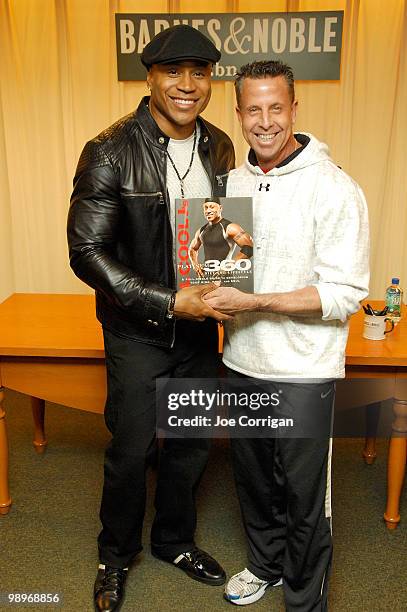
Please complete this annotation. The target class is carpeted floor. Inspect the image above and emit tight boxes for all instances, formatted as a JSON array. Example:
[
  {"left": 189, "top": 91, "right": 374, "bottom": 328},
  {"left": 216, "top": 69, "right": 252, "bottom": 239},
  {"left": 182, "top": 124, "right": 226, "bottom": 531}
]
[{"left": 1, "top": 390, "right": 406, "bottom": 611}]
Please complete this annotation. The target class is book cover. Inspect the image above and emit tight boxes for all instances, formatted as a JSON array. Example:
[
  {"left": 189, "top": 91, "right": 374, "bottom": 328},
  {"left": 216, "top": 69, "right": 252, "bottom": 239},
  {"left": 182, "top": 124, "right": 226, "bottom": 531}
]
[{"left": 175, "top": 196, "right": 254, "bottom": 292}]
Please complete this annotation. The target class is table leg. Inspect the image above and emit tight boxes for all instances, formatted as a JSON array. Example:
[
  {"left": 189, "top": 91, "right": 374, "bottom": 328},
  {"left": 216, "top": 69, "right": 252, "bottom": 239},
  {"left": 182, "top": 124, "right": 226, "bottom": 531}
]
[
  {"left": 31, "top": 397, "right": 47, "bottom": 454},
  {"left": 362, "top": 402, "right": 380, "bottom": 464},
  {"left": 384, "top": 398, "right": 407, "bottom": 529},
  {"left": 363, "top": 438, "right": 377, "bottom": 464},
  {"left": 0, "top": 387, "right": 12, "bottom": 515}
]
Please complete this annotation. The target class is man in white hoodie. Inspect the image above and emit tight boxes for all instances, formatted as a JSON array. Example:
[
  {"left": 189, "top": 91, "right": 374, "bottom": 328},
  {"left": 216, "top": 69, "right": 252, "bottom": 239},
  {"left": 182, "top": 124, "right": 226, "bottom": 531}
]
[{"left": 205, "top": 61, "right": 369, "bottom": 611}]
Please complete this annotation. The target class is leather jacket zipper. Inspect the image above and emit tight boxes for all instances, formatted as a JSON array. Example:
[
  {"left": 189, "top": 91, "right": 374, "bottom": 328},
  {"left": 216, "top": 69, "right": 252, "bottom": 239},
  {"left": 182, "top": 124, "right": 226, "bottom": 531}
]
[
  {"left": 121, "top": 191, "right": 164, "bottom": 199},
  {"left": 170, "top": 318, "right": 176, "bottom": 349}
]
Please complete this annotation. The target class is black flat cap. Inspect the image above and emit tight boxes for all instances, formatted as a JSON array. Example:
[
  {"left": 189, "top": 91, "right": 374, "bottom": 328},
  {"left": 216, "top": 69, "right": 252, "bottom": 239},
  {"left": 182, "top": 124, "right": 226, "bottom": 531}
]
[
  {"left": 141, "top": 25, "right": 221, "bottom": 69},
  {"left": 204, "top": 197, "right": 221, "bottom": 205}
]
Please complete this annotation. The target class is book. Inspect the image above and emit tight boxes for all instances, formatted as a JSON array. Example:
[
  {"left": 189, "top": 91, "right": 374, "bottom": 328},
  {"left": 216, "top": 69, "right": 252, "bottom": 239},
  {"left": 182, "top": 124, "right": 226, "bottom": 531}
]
[{"left": 175, "top": 196, "right": 254, "bottom": 292}]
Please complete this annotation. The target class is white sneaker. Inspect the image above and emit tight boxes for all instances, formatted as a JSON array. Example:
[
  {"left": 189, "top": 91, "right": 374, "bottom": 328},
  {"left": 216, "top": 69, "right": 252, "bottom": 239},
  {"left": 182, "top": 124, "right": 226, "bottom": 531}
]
[{"left": 224, "top": 567, "right": 282, "bottom": 605}]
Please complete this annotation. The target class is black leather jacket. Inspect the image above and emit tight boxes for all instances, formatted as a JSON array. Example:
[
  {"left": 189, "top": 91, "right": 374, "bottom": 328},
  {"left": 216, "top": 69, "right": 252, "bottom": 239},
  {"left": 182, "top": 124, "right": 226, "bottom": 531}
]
[{"left": 67, "top": 97, "right": 235, "bottom": 347}]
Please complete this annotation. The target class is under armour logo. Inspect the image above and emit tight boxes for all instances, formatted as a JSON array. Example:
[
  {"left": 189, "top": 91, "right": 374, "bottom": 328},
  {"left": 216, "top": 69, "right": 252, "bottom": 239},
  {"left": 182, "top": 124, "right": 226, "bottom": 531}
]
[{"left": 258, "top": 183, "right": 271, "bottom": 191}]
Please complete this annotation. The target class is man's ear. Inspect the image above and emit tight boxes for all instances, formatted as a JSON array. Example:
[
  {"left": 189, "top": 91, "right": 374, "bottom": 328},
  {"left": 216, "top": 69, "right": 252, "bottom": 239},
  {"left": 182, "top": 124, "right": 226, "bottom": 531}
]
[
  {"left": 291, "top": 100, "right": 298, "bottom": 124},
  {"left": 236, "top": 106, "right": 243, "bottom": 126},
  {"left": 146, "top": 67, "right": 153, "bottom": 90}
]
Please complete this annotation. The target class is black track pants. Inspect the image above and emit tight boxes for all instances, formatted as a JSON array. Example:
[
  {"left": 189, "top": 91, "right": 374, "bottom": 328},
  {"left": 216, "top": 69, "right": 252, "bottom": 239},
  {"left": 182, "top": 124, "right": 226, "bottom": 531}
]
[{"left": 230, "top": 378, "right": 334, "bottom": 612}]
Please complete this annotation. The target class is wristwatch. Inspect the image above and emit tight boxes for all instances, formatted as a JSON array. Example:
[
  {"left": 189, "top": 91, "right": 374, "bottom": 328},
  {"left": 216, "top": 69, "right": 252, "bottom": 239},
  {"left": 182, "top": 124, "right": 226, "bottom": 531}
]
[{"left": 166, "top": 292, "right": 176, "bottom": 319}]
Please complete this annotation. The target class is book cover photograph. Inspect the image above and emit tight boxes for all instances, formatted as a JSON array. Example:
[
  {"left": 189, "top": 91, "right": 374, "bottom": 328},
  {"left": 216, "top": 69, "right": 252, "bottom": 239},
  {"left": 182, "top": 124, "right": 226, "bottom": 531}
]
[{"left": 175, "top": 196, "right": 254, "bottom": 292}]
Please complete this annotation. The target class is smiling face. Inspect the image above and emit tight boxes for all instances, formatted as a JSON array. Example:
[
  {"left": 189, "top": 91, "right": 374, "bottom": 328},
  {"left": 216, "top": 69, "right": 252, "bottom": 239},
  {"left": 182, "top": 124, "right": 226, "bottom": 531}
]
[
  {"left": 203, "top": 201, "right": 222, "bottom": 224},
  {"left": 236, "top": 76, "right": 298, "bottom": 171},
  {"left": 147, "top": 61, "right": 212, "bottom": 139}
]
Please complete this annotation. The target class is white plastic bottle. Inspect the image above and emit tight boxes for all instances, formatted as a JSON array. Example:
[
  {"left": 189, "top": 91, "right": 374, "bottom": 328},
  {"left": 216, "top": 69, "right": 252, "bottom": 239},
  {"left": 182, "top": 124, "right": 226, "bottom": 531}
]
[{"left": 385, "top": 277, "right": 403, "bottom": 324}]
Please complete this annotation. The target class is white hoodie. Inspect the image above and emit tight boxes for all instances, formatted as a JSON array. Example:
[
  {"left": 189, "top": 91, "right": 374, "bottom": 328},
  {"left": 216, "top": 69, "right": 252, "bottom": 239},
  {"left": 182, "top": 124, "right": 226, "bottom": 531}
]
[{"left": 223, "top": 133, "right": 370, "bottom": 379}]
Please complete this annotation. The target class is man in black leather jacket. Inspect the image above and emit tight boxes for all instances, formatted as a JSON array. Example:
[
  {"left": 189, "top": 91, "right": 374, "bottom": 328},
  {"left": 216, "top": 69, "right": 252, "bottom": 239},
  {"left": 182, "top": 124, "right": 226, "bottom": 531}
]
[{"left": 67, "top": 25, "right": 234, "bottom": 612}]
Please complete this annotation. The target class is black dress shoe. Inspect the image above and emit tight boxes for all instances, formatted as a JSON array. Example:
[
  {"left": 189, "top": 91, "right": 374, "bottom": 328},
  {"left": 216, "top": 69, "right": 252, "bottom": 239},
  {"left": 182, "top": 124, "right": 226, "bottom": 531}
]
[
  {"left": 94, "top": 566, "right": 127, "bottom": 612},
  {"left": 152, "top": 547, "right": 226, "bottom": 586}
]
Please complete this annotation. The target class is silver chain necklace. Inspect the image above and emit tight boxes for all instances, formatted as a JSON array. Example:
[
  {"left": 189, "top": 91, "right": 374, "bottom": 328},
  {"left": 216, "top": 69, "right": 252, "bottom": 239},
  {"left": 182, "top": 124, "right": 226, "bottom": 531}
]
[{"left": 166, "top": 129, "right": 197, "bottom": 199}]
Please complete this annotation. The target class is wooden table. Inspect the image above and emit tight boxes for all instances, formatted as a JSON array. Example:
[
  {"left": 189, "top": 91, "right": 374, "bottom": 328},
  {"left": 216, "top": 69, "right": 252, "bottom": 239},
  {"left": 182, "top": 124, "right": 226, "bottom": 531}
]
[
  {"left": 0, "top": 294, "right": 106, "bottom": 517},
  {"left": 342, "top": 300, "right": 407, "bottom": 528},
  {"left": 0, "top": 294, "right": 406, "bottom": 527}
]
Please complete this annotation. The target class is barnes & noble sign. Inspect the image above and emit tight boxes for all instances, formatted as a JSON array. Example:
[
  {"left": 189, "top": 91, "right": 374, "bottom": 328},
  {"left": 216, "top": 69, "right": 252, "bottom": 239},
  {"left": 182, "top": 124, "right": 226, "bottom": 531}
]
[{"left": 115, "top": 12, "right": 343, "bottom": 81}]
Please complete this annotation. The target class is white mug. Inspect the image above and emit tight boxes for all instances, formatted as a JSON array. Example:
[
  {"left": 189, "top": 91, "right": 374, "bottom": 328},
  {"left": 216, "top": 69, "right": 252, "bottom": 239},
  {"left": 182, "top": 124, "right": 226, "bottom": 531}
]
[{"left": 363, "top": 314, "right": 394, "bottom": 340}]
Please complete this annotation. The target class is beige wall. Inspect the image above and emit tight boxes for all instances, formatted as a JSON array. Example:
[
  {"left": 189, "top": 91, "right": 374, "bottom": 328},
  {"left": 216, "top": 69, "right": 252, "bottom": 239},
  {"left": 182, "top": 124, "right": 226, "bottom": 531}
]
[
  {"left": 0, "top": 88, "right": 14, "bottom": 303},
  {"left": 0, "top": 0, "right": 406, "bottom": 301}
]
